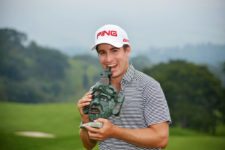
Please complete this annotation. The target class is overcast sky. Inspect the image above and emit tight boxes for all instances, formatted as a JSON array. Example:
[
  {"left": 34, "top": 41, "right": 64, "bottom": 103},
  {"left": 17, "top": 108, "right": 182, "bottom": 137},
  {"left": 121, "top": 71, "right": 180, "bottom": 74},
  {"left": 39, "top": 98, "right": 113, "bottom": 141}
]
[{"left": 0, "top": 0, "right": 225, "bottom": 53}]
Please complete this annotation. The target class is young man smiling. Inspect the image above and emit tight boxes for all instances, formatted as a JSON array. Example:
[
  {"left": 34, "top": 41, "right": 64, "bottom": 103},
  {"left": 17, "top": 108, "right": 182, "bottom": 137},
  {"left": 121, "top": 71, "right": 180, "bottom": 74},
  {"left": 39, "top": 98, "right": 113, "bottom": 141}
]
[{"left": 77, "top": 24, "right": 171, "bottom": 150}]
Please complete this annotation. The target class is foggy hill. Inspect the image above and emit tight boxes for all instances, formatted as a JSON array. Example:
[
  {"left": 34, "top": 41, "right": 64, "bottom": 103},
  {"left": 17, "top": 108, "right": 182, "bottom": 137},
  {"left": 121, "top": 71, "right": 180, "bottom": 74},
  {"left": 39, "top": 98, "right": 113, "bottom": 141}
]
[{"left": 144, "top": 43, "right": 225, "bottom": 66}]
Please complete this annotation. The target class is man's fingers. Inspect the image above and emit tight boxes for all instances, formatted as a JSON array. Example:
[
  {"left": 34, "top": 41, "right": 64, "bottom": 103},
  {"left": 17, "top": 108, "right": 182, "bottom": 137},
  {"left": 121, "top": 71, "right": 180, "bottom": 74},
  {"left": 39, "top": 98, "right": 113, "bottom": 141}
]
[
  {"left": 95, "top": 118, "right": 107, "bottom": 123},
  {"left": 84, "top": 91, "right": 92, "bottom": 97},
  {"left": 77, "top": 94, "right": 92, "bottom": 107},
  {"left": 86, "top": 128, "right": 103, "bottom": 140},
  {"left": 79, "top": 98, "right": 92, "bottom": 104},
  {"left": 80, "top": 95, "right": 92, "bottom": 102},
  {"left": 78, "top": 102, "right": 90, "bottom": 108},
  {"left": 88, "top": 133, "right": 102, "bottom": 140},
  {"left": 85, "top": 126, "right": 100, "bottom": 133}
]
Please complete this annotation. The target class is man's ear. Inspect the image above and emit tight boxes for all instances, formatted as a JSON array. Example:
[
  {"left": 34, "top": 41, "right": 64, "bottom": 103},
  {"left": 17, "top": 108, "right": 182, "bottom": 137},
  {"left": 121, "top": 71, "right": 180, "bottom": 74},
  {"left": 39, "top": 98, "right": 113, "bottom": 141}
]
[
  {"left": 127, "top": 46, "right": 131, "bottom": 53},
  {"left": 127, "top": 47, "right": 131, "bottom": 58},
  {"left": 124, "top": 45, "right": 131, "bottom": 55}
]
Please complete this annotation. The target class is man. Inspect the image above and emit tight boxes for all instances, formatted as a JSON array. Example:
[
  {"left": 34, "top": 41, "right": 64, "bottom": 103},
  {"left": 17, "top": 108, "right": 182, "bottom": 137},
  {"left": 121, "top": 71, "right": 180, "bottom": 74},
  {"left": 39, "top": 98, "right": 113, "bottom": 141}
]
[{"left": 77, "top": 24, "right": 171, "bottom": 150}]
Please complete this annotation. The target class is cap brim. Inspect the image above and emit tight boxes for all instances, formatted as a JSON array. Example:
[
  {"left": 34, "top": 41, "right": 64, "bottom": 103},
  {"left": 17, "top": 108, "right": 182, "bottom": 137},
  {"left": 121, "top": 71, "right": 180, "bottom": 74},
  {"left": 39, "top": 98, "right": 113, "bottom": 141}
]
[{"left": 91, "top": 40, "right": 123, "bottom": 50}]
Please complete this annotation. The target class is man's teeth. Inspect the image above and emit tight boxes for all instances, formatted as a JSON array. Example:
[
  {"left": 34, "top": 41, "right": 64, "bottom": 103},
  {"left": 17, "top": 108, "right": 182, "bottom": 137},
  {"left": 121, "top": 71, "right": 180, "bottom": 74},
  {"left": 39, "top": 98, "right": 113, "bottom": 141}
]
[{"left": 108, "top": 65, "right": 116, "bottom": 67}]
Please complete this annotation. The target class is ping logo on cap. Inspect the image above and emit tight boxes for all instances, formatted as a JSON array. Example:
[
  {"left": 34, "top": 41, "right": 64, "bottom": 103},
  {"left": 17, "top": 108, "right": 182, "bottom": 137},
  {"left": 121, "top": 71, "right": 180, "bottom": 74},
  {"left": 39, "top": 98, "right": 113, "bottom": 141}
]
[
  {"left": 123, "top": 38, "right": 129, "bottom": 42},
  {"left": 97, "top": 30, "right": 117, "bottom": 39}
]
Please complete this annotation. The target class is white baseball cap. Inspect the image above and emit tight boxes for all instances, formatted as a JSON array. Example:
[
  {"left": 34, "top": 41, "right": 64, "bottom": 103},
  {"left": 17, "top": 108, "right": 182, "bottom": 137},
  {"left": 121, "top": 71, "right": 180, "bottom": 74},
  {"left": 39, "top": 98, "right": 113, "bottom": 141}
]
[{"left": 92, "top": 24, "right": 130, "bottom": 50}]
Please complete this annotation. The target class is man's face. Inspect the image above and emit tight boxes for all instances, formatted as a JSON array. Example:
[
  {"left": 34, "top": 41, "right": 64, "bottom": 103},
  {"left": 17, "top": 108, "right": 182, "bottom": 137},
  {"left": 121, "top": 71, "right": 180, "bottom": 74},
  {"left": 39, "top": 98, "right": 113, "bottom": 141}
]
[
  {"left": 89, "top": 85, "right": 116, "bottom": 121},
  {"left": 97, "top": 44, "right": 130, "bottom": 80}
]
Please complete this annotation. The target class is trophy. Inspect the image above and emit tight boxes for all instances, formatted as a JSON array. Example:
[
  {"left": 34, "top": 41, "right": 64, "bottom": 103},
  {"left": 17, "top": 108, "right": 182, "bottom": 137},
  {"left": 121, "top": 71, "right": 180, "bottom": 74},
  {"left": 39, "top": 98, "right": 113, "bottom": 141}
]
[{"left": 80, "top": 67, "right": 124, "bottom": 128}]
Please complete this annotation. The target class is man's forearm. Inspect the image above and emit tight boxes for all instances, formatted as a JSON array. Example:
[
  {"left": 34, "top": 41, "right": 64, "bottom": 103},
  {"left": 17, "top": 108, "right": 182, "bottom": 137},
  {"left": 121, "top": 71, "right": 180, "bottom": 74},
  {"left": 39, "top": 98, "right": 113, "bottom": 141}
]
[
  {"left": 80, "top": 129, "right": 97, "bottom": 150},
  {"left": 111, "top": 122, "right": 169, "bottom": 148}
]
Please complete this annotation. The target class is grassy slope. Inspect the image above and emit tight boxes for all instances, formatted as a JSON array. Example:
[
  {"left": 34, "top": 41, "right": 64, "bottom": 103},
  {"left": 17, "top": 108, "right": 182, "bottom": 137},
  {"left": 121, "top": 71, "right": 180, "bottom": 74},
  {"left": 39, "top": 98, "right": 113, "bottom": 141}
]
[
  {"left": 166, "top": 136, "right": 225, "bottom": 150},
  {"left": 0, "top": 102, "right": 224, "bottom": 150},
  {"left": 0, "top": 102, "right": 84, "bottom": 150}
]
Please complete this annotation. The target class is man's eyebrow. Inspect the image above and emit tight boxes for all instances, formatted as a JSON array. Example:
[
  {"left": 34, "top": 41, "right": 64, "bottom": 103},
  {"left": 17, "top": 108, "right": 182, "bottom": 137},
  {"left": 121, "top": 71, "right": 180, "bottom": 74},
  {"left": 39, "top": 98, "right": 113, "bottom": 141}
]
[
  {"left": 97, "top": 49, "right": 104, "bottom": 53},
  {"left": 110, "top": 47, "right": 119, "bottom": 50}
]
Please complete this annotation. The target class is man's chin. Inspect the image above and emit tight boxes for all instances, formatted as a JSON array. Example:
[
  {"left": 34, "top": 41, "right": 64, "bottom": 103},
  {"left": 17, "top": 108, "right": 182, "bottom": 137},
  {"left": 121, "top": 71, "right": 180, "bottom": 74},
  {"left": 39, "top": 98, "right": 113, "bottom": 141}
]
[{"left": 111, "top": 72, "right": 122, "bottom": 79}]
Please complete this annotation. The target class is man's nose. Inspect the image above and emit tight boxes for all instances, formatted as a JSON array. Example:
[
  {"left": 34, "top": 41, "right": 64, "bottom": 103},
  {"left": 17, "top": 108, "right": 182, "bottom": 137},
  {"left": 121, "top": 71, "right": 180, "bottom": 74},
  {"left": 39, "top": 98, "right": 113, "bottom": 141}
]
[
  {"left": 105, "top": 53, "right": 113, "bottom": 63},
  {"left": 92, "top": 99, "right": 100, "bottom": 105}
]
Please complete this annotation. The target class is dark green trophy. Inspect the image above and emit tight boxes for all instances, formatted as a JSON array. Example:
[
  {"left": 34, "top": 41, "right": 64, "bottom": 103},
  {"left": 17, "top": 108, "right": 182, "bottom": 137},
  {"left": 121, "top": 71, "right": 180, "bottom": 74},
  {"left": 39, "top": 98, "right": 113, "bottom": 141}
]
[{"left": 80, "top": 67, "right": 124, "bottom": 128}]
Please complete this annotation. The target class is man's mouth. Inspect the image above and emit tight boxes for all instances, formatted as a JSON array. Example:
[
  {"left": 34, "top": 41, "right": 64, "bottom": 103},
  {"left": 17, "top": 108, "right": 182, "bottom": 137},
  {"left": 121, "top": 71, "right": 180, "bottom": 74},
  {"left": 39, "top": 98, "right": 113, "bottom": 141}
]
[
  {"left": 90, "top": 106, "right": 101, "bottom": 114},
  {"left": 107, "top": 64, "right": 116, "bottom": 68},
  {"left": 107, "top": 64, "right": 117, "bottom": 71}
]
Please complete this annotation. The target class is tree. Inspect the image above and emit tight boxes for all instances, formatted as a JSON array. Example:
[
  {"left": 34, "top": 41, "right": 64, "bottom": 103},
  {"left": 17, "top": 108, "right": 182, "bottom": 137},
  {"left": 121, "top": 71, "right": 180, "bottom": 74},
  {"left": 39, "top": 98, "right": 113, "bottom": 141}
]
[
  {"left": 26, "top": 41, "right": 69, "bottom": 80},
  {"left": 0, "top": 29, "right": 28, "bottom": 80},
  {"left": 0, "top": 28, "right": 27, "bottom": 49},
  {"left": 131, "top": 55, "right": 152, "bottom": 70},
  {"left": 0, "top": 28, "right": 70, "bottom": 103},
  {"left": 143, "top": 60, "right": 225, "bottom": 133}
]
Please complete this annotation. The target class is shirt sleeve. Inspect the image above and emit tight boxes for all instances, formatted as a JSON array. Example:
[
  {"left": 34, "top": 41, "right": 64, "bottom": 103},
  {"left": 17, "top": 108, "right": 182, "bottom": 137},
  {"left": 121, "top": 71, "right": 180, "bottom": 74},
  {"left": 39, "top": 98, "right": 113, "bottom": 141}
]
[{"left": 143, "top": 80, "right": 171, "bottom": 126}]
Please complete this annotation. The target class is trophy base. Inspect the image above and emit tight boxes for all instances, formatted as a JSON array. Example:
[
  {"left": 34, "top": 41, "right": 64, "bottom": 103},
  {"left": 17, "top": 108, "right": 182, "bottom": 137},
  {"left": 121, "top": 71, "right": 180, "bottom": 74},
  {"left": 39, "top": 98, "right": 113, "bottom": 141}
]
[{"left": 80, "top": 121, "right": 103, "bottom": 129}]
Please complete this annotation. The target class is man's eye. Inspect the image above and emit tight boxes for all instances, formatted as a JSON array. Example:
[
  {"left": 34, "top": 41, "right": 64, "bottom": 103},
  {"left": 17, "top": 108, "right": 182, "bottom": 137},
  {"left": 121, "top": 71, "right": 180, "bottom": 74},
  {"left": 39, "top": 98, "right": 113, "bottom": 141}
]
[
  {"left": 112, "top": 49, "right": 119, "bottom": 53},
  {"left": 98, "top": 51, "right": 105, "bottom": 56},
  {"left": 100, "top": 97, "right": 107, "bottom": 101},
  {"left": 94, "top": 91, "right": 99, "bottom": 96}
]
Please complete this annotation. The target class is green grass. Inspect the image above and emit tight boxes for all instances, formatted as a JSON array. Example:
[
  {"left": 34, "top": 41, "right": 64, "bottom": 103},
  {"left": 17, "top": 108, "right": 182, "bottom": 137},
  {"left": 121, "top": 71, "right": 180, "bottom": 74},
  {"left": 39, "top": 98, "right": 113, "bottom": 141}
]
[
  {"left": 0, "top": 102, "right": 84, "bottom": 150},
  {"left": 166, "top": 136, "right": 225, "bottom": 150},
  {"left": 0, "top": 102, "right": 225, "bottom": 150}
]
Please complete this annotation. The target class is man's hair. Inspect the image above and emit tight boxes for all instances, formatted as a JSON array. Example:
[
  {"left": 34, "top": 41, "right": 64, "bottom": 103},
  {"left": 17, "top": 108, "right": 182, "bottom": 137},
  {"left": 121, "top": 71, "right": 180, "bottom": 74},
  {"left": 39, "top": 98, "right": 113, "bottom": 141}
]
[
  {"left": 123, "top": 44, "right": 130, "bottom": 49},
  {"left": 96, "top": 44, "right": 130, "bottom": 53}
]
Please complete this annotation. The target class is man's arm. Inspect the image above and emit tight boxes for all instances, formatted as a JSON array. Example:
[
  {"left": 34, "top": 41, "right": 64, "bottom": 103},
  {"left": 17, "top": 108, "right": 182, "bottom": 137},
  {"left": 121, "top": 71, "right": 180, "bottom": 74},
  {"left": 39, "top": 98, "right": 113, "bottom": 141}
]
[
  {"left": 77, "top": 92, "right": 98, "bottom": 150},
  {"left": 79, "top": 128, "right": 97, "bottom": 150},
  {"left": 112, "top": 122, "right": 169, "bottom": 148},
  {"left": 85, "top": 118, "right": 169, "bottom": 149}
]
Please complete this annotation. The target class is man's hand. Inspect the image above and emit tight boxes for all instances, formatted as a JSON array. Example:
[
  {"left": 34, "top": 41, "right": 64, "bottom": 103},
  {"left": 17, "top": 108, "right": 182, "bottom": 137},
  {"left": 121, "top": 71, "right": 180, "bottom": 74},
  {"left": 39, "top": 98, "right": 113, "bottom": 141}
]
[
  {"left": 77, "top": 92, "right": 92, "bottom": 123},
  {"left": 84, "top": 118, "right": 115, "bottom": 141}
]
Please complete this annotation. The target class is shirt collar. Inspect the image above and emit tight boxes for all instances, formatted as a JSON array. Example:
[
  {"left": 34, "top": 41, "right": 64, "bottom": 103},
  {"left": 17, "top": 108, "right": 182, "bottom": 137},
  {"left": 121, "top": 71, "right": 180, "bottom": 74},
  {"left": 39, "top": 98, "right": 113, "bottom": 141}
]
[{"left": 121, "top": 64, "right": 135, "bottom": 84}]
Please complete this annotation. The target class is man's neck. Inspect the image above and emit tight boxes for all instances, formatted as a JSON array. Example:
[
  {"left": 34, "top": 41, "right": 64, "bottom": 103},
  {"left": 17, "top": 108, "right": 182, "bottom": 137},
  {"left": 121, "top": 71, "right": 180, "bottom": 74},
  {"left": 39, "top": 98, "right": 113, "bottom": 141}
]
[
  {"left": 111, "top": 77, "right": 122, "bottom": 92},
  {"left": 111, "top": 63, "right": 129, "bottom": 92},
  {"left": 111, "top": 65, "right": 129, "bottom": 92}
]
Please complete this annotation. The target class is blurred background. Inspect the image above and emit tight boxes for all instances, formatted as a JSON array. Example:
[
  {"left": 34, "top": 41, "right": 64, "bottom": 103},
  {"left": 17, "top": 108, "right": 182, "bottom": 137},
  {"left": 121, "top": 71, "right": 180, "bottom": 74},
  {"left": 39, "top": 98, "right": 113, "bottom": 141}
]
[{"left": 0, "top": 0, "right": 225, "bottom": 149}]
